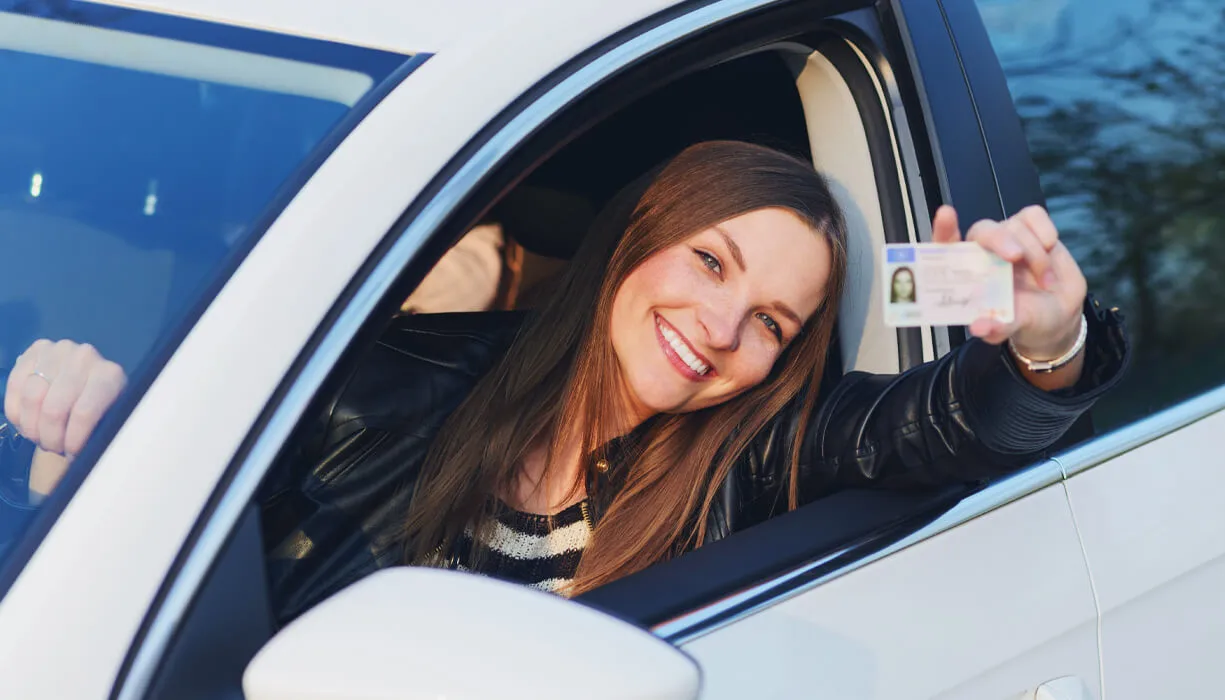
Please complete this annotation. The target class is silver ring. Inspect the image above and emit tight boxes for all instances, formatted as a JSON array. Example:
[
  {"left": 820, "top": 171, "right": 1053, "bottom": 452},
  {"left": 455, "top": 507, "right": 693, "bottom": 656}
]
[{"left": 31, "top": 370, "right": 52, "bottom": 384}]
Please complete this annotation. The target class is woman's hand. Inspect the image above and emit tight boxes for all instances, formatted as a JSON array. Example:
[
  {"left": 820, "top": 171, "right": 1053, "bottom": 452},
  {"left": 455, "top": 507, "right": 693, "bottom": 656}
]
[
  {"left": 4, "top": 339, "right": 127, "bottom": 458},
  {"left": 932, "top": 205, "right": 1088, "bottom": 389}
]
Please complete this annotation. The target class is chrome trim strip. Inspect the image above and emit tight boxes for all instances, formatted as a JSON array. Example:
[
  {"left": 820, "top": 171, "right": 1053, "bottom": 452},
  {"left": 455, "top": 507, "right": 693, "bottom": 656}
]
[
  {"left": 654, "top": 459, "right": 1064, "bottom": 644},
  {"left": 1054, "top": 384, "right": 1225, "bottom": 478},
  {"left": 114, "top": 0, "right": 800, "bottom": 696}
]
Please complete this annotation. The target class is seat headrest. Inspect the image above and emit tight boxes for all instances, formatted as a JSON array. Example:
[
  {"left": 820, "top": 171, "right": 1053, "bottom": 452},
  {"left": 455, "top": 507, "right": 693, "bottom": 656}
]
[{"left": 490, "top": 185, "right": 597, "bottom": 259}]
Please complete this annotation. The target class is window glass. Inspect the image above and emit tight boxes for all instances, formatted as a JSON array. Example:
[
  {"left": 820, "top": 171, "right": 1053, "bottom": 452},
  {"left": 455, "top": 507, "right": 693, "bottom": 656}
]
[
  {"left": 0, "top": 1, "right": 417, "bottom": 575},
  {"left": 976, "top": 0, "right": 1225, "bottom": 430}
]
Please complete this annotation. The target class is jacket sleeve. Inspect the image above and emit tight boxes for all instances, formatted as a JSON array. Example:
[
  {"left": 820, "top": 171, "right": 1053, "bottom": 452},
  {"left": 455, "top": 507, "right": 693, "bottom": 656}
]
[
  {"left": 779, "top": 295, "right": 1129, "bottom": 500},
  {"left": 258, "top": 312, "right": 520, "bottom": 626}
]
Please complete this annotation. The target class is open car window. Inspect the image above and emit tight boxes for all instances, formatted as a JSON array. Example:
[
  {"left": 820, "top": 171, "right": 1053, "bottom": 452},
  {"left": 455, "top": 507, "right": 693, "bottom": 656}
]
[{"left": 254, "top": 34, "right": 922, "bottom": 629}]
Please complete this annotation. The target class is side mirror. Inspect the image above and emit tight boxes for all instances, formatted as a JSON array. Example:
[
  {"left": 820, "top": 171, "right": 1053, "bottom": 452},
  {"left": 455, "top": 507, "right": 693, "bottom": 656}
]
[{"left": 243, "top": 567, "right": 701, "bottom": 700}]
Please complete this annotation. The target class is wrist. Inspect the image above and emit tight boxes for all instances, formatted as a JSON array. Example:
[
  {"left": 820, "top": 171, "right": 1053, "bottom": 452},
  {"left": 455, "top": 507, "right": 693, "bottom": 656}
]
[
  {"left": 1011, "top": 316, "right": 1083, "bottom": 361},
  {"left": 1009, "top": 313, "right": 1088, "bottom": 374}
]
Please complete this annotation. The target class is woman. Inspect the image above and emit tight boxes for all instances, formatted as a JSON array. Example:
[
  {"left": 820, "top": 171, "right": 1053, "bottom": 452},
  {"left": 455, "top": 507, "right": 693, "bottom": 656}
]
[
  {"left": 890, "top": 266, "right": 917, "bottom": 303},
  {"left": 4, "top": 141, "right": 1128, "bottom": 624}
]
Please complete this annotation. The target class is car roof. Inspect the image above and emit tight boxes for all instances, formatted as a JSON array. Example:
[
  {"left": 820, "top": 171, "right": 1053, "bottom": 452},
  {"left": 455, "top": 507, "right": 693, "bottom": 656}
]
[{"left": 86, "top": 0, "right": 687, "bottom": 54}]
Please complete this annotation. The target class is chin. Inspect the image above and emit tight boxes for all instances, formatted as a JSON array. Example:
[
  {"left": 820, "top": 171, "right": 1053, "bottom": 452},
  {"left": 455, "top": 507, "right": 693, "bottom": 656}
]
[{"left": 623, "top": 369, "right": 688, "bottom": 414}]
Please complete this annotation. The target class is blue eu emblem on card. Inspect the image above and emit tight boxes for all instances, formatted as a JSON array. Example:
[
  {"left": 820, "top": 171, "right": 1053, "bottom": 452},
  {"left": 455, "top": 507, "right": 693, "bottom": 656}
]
[{"left": 886, "top": 246, "right": 916, "bottom": 263}]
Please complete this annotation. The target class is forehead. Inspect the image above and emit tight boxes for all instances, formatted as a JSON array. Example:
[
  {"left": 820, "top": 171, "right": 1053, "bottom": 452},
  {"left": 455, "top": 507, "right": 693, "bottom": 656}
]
[{"left": 700, "top": 207, "right": 831, "bottom": 318}]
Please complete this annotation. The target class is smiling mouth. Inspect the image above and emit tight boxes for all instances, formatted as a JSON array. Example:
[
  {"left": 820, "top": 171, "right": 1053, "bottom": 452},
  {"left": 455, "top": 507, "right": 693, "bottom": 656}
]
[{"left": 655, "top": 314, "right": 715, "bottom": 378}]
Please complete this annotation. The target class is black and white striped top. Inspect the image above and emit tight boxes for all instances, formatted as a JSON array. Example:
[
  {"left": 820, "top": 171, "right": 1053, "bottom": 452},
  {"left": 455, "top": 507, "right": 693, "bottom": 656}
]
[{"left": 451, "top": 500, "right": 592, "bottom": 594}]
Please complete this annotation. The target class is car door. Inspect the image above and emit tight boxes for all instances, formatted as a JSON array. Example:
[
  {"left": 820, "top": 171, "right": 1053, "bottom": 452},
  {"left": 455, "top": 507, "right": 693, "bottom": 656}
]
[
  {"left": 966, "top": 0, "right": 1225, "bottom": 696},
  {"left": 660, "top": 2, "right": 1103, "bottom": 697}
]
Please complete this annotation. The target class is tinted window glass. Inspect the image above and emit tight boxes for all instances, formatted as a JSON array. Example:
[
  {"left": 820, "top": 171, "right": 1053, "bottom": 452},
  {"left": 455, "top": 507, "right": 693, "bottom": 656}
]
[
  {"left": 0, "top": 2, "right": 416, "bottom": 575},
  {"left": 975, "top": 0, "right": 1225, "bottom": 430}
]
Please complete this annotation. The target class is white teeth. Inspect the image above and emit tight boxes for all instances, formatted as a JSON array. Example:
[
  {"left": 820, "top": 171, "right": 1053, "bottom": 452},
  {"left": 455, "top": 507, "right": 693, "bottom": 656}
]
[{"left": 657, "top": 319, "right": 709, "bottom": 374}]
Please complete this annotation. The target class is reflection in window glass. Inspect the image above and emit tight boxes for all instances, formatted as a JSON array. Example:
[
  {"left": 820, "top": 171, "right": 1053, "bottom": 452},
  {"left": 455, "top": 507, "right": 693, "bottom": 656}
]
[
  {"left": 976, "top": 0, "right": 1225, "bottom": 430},
  {"left": 0, "top": 3, "right": 416, "bottom": 577}
]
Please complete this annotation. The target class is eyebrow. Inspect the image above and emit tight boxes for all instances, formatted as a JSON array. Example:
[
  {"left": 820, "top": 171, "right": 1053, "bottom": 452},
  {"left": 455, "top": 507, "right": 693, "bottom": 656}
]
[
  {"left": 712, "top": 226, "right": 805, "bottom": 331},
  {"left": 713, "top": 226, "right": 747, "bottom": 273},
  {"left": 771, "top": 302, "right": 804, "bottom": 330}
]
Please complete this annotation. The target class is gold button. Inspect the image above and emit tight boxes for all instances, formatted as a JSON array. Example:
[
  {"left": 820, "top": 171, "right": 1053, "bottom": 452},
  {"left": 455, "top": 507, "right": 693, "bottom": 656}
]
[{"left": 595, "top": 459, "right": 610, "bottom": 473}]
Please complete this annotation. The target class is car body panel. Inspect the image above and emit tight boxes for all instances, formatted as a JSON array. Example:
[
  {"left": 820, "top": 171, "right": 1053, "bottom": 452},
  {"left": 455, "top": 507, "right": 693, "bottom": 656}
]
[
  {"left": 90, "top": 0, "right": 682, "bottom": 54},
  {"left": 682, "top": 483, "right": 1101, "bottom": 699},
  {"left": 1063, "top": 403, "right": 1225, "bottom": 699}
]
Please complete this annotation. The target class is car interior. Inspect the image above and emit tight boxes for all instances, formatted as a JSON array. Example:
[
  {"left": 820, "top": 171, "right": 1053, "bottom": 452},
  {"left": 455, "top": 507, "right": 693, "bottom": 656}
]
[{"left": 429, "top": 44, "right": 910, "bottom": 375}]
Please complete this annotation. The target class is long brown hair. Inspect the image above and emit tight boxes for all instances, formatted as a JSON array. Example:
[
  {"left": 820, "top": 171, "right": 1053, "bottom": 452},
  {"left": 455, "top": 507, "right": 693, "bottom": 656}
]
[{"left": 402, "top": 140, "right": 848, "bottom": 594}]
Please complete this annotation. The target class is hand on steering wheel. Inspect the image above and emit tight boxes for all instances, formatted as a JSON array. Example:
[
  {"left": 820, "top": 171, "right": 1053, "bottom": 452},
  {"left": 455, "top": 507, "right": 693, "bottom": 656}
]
[{"left": 3, "top": 339, "right": 127, "bottom": 458}]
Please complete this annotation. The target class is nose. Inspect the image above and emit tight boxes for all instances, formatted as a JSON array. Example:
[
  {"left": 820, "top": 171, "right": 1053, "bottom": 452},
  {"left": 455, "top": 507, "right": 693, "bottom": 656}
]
[{"left": 697, "top": 299, "right": 742, "bottom": 353}]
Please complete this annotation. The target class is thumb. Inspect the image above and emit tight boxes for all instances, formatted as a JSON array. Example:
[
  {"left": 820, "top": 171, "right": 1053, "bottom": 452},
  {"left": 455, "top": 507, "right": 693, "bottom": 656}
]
[{"left": 932, "top": 205, "right": 961, "bottom": 244}]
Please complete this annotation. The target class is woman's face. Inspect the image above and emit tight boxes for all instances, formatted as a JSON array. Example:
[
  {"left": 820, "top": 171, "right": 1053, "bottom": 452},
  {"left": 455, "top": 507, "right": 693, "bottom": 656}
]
[
  {"left": 893, "top": 269, "right": 915, "bottom": 300},
  {"left": 610, "top": 207, "right": 832, "bottom": 421}
]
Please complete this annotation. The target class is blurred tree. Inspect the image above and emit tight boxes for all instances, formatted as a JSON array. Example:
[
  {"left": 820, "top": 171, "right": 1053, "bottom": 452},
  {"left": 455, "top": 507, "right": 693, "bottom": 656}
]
[{"left": 995, "top": 0, "right": 1225, "bottom": 427}]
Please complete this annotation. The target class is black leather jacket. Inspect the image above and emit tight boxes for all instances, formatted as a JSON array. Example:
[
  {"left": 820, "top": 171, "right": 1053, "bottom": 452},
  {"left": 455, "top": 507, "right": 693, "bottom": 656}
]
[{"left": 260, "top": 297, "right": 1128, "bottom": 625}]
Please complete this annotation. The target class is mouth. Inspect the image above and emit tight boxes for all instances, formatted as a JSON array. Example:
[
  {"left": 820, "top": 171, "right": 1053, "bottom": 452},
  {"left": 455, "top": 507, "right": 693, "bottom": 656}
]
[{"left": 654, "top": 313, "right": 716, "bottom": 381}]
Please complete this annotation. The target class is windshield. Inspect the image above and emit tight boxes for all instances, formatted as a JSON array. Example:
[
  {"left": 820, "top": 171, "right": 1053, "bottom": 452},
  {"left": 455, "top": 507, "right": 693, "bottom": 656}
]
[{"left": 0, "top": 1, "right": 419, "bottom": 575}]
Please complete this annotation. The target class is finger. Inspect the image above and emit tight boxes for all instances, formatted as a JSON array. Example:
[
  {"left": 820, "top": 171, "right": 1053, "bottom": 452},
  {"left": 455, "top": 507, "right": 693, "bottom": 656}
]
[
  {"left": 968, "top": 219, "right": 1052, "bottom": 286},
  {"left": 20, "top": 340, "right": 73, "bottom": 447},
  {"left": 1047, "top": 241, "right": 1086, "bottom": 288},
  {"left": 1003, "top": 217, "right": 1054, "bottom": 288},
  {"left": 1015, "top": 205, "right": 1059, "bottom": 252},
  {"left": 965, "top": 220, "right": 1021, "bottom": 261},
  {"left": 968, "top": 317, "right": 994, "bottom": 339},
  {"left": 5, "top": 339, "right": 49, "bottom": 428},
  {"left": 5, "top": 356, "right": 29, "bottom": 429},
  {"left": 18, "top": 373, "right": 52, "bottom": 445},
  {"left": 1040, "top": 242, "right": 1089, "bottom": 320},
  {"left": 931, "top": 205, "right": 960, "bottom": 244},
  {"left": 64, "top": 361, "right": 126, "bottom": 457},
  {"left": 22, "top": 339, "right": 69, "bottom": 443},
  {"left": 35, "top": 360, "right": 89, "bottom": 456},
  {"left": 968, "top": 317, "right": 1014, "bottom": 345}
]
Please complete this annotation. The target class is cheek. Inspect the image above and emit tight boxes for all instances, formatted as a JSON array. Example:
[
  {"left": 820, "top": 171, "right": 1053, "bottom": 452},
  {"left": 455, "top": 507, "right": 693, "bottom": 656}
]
[
  {"left": 721, "top": 340, "right": 781, "bottom": 393},
  {"left": 612, "top": 253, "right": 708, "bottom": 323}
]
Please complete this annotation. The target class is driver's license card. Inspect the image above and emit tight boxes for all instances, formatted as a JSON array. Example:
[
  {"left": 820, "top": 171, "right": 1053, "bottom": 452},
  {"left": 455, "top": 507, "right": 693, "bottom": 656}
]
[{"left": 883, "top": 242, "right": 1014, "bottom": 328}]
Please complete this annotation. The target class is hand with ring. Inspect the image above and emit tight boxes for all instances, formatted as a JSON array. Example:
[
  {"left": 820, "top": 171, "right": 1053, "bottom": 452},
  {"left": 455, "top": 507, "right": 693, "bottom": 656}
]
[{"left": 4, "top": 339, "right": 127, "bottom": 459}]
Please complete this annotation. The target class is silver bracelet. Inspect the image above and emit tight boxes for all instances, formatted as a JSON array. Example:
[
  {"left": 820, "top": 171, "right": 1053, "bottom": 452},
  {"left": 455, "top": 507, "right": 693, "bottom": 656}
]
[{"left": 1008, "top": 313, "right": 1088, "bottom": 373}]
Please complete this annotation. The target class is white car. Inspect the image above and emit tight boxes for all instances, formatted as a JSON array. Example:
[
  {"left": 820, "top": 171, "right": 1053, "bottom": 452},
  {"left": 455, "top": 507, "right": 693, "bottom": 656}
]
[{"left": 0, "top": 0, "right": 1221, "bottom": 698}]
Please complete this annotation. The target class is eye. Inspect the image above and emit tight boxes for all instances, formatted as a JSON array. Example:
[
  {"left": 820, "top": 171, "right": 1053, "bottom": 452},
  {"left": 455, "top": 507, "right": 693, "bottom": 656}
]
[
  {"left": 695, "top": 249, "right": 722, "bottom": 277},
  {"left": 756, "top": 312, "right": 782, "bottom": 341}
]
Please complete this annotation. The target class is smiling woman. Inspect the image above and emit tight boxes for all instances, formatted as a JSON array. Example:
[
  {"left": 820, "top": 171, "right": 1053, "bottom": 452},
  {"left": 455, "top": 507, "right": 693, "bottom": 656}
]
[{"left": 401, "top": 141, "right": 850, "bottom": 595}]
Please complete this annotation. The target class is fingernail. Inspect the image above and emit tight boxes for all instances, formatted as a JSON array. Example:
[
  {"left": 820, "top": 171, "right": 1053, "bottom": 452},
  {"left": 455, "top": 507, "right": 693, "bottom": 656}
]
[
  {"left": 1002, "top": 241, "right": 1023, "bottom": 258},
  {"left": 1042, "top": 270, "right": 1057, "bottom": 288}
]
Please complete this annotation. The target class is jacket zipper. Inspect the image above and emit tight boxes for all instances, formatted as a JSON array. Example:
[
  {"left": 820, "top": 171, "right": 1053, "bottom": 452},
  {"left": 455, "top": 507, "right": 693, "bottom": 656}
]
[{"left": 580, "top": 500, "right": 595, "bottom": 532}]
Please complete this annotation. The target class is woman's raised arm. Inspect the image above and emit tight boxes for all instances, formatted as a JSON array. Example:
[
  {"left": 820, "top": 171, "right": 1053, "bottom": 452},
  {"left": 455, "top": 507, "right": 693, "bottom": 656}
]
[{"left": 782, "top": 206, "right": 1129, "bottom": 497}]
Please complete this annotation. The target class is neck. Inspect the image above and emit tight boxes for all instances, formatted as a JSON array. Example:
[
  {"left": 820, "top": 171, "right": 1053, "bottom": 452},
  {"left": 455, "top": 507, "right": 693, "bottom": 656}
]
[
  {"left": 509, "top": 373, "right": 657, "bottom": 515},
  {"left": 510, "top": 408, "right": 651, "bottom": 516},
  {"left": 510, "top": 434, "right": 585, "bottom": 515}
]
